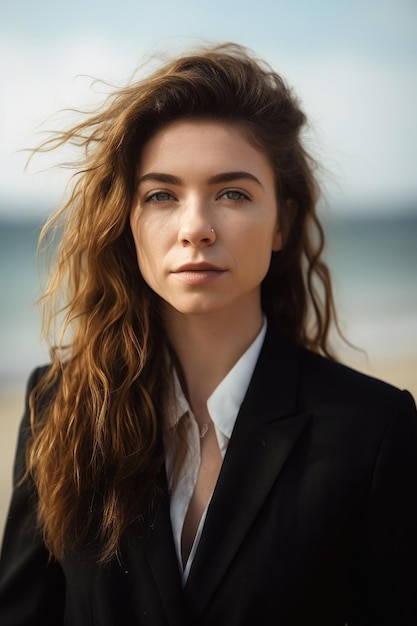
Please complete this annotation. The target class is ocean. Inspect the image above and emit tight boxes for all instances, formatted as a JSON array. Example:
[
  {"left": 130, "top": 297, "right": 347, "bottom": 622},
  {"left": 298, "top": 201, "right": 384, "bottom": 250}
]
[{"left": 1, "top": 210, "right": 416, "bottom": 388}]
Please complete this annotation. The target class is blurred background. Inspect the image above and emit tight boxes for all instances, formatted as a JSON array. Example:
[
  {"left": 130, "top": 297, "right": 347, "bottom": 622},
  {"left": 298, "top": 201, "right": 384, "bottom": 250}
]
[{"left": 1, "top": 0, "right": 416, "bottom": 538}]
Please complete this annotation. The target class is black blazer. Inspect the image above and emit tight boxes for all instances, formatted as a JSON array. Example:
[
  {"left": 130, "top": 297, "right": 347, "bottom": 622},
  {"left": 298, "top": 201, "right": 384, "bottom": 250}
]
[{"left": 1, "top": 326, "right": 417, "bottom": 625}]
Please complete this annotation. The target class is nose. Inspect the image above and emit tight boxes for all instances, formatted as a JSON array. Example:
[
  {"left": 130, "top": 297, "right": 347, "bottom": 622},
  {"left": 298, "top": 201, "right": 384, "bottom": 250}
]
[{"left": 178, "top": 201, "right": 216, "bottom": 248}]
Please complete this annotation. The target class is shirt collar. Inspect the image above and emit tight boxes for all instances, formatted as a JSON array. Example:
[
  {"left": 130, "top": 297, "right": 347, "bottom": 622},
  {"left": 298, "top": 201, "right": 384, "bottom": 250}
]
[
  {"left": 166, "top": 318, "right": 267, "bottom": 439},
  {"left": 207, "top": 318, "right": 267, "bottom": 438}
]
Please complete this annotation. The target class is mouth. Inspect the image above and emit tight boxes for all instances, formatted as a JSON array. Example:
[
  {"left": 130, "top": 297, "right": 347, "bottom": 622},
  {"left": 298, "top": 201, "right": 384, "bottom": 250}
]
[
  {"left": 172, "top": 263, "right": 226, "bottom": 285},
  {"left": 174, "top": 262, "right": 224, "bottom": 272}
]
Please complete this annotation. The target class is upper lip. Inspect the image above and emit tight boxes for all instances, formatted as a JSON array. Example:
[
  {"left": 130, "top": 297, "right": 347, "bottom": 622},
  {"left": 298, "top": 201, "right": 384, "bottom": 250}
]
[{"left": 174, "top": 262, "right": 224, "bottom": 272}]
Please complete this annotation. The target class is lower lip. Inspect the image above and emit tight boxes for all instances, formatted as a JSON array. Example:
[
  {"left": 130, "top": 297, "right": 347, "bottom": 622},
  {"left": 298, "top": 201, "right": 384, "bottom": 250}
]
[{"left": 173, "top": 270, "right": 225, "bottom": 285}]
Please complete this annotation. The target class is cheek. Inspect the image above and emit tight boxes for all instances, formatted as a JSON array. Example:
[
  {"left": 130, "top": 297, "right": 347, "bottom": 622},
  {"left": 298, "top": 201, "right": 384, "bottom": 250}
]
[
  {"left": 129, "top": 210, "right": 140, "bottom": 246},
  {"left": 134, "top": 234, "right": 167, "bottom": 286},
  {"left": 136, "top": 243, "right": 155, "bottom": 277},
  {"left": 240, "top": 217, "right": 277, "bottom": 253},
  {"left": 241, "top": 223, "right": 278, "bottom": 277},
  {"left": 130, "top": 216, "right": 150, "bottom": 275},
  {"left": 131, "top": 211, "right": 151, "bottom": 253}
]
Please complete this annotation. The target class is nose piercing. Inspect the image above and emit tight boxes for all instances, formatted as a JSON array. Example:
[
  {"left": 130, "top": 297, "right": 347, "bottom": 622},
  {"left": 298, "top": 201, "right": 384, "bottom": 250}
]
[{"left": 211, "top": 227, "right": 215, "bottom": 234}]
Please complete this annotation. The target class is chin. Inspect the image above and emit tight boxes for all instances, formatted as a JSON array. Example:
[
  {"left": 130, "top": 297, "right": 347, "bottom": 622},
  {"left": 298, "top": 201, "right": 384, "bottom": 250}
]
[{"left": 165, "top": 297, "right": 231, "bottom": 318}]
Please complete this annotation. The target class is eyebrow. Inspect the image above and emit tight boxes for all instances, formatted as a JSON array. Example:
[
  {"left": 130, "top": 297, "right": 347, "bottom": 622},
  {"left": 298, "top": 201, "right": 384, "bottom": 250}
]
[{"left": 137, "top": 171, "right": 264, "bottom": 188}]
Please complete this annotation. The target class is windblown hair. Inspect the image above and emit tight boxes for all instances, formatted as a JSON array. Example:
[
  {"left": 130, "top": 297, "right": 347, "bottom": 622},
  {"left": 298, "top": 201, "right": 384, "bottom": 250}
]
[{"left": 28, "top": 42, "right": 341, "bottom": 563}]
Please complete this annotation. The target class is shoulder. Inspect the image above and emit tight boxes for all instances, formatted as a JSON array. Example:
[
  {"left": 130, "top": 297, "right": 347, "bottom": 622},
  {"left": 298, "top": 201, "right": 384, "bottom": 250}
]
[
  {"left": 299, "top": 345, "right": 414, "bottom": 409},
  {"left": 292, "top": 345, "right": 417, "bottom": 447},
  {"left": 19, "top": 365, "right": 52, "bottom": 428},
  {"left": 276, "top": 336, "right": 417, "bottom": 467},
  {"left": 13, "top": 365, "right": 53, "bottom": 481},
  {"left": 26, "top": 364, "right": 51, "bottom": 393},
  {"left": 265, "top": 324, "right": 416, "bottom": 421}
]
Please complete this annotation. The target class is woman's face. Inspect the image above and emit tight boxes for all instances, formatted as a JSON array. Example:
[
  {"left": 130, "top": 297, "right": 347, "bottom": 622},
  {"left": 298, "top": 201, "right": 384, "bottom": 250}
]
[{"left": 130, "top": 119, "right": 282, "bottom": 322}]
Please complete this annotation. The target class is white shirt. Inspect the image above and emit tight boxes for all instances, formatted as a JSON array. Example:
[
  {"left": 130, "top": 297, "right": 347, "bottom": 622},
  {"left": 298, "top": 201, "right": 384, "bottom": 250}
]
[{"left": 164, "top": 320, "right": 267, "bottom": 584}]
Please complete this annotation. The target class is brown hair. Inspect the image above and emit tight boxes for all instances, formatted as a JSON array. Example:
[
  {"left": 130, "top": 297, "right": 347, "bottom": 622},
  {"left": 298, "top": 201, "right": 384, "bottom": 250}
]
[{"left": 28, "top": 42, "right": 340, "bottom": 563}]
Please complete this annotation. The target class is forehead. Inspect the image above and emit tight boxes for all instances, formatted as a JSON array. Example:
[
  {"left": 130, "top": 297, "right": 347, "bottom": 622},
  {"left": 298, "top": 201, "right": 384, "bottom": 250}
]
[{"left": 137, "top": 118, "right": 274, "bottom": 178}]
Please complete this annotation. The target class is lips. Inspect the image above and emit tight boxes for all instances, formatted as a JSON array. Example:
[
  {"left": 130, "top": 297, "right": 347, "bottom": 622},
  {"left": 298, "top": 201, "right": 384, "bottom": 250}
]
[
  {"left": 172, "top": 262, "right": 226, "bottom": 285},
  {"left": 174, "top": 262, "right": 224, "bottom": 273}
]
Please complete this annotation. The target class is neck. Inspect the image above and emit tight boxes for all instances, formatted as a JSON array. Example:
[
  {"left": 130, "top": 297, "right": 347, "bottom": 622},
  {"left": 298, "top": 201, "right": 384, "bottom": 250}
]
[{"left": 164, "top": 300, "right": 264, "bottom": 412}]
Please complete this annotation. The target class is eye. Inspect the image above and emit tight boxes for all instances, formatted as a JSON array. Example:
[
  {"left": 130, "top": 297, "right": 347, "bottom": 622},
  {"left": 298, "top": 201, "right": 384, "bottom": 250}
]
[
  {"left": 218, "top": 189, "right": 251, "bottom": 202},
  {"left": 144, "top": 191, "right": 176, "bottom": 203}
]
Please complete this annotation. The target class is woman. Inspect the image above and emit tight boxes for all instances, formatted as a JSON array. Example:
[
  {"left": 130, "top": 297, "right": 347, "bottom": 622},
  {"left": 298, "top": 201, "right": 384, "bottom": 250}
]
[{"left": 0, "top": 43, "right": 416, "bottom": 625}]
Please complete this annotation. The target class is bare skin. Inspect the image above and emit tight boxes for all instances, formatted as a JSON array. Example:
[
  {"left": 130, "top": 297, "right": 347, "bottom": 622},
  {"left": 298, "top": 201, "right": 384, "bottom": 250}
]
[{"left": 180, "top": 415, "right": 222, "bottom": 566}]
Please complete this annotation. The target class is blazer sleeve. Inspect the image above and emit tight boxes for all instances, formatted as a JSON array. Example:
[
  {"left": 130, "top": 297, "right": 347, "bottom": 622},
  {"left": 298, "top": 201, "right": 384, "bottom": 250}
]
[
  {"left": 349, "top": 389, "right": 417, "bottom": 625},
  {"left": 0, "top": 367, "right": 66, "bottom": 626}
]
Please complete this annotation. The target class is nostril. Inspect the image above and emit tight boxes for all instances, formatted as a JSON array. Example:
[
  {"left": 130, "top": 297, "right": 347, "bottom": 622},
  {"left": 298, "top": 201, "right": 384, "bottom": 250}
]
[{"left": 178, "top": 225, "right": 216, "bottom": 246}]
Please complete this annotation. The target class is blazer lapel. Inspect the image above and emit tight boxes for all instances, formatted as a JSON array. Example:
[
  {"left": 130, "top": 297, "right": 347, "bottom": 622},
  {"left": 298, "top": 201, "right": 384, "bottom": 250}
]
[{"left": 185, "top": 327, "right": 311, "bottom": 615}]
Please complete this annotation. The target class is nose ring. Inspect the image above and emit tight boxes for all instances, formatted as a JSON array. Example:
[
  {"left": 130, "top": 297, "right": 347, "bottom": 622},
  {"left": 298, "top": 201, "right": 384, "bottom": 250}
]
[{"left": 211, "top": 227, "right": 215, "bottom": 234}]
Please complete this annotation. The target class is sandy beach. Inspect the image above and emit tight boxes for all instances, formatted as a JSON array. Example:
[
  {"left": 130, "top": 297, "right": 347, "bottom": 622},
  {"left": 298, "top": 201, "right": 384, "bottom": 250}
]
[
  {"left": 1, "top": 384, "right": 26, "bottom": 541},
  {"left": 1, "top": 354, "right": 416, "bottom": 542}
]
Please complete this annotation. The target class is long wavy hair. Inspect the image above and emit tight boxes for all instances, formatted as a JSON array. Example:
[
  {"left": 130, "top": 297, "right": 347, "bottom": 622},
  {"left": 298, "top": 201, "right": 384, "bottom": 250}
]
[{"left": 27, "top": 42, "right": 341, "bottom": 563}]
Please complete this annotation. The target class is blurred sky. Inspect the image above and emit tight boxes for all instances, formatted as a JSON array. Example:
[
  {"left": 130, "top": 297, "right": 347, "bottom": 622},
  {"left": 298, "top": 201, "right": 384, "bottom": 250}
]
[{"left": 1, "top": 0, "right": 416, "bottom": 218}]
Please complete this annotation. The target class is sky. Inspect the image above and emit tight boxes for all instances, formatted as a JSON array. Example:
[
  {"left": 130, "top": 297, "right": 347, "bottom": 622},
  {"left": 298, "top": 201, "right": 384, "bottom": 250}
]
[{"left": 1, "top": 0, "right": 416, "bottom": 219}]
